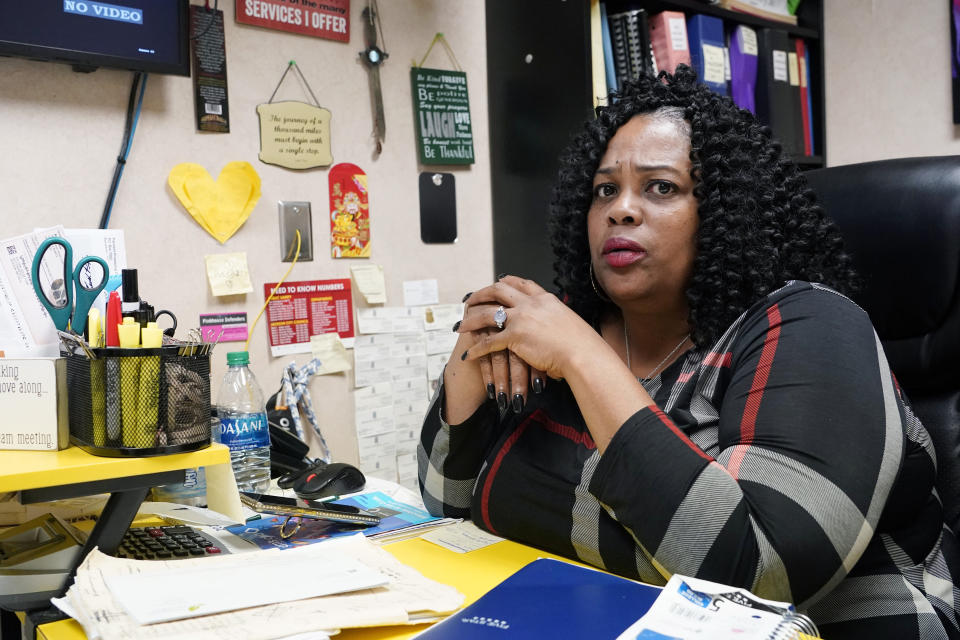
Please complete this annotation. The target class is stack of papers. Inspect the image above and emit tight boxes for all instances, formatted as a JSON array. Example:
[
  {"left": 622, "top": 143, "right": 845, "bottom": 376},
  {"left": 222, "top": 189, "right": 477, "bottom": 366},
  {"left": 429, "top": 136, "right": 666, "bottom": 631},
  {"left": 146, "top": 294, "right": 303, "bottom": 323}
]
[{"left": 53, "top": 534, "right": 464, "bottom": 640}]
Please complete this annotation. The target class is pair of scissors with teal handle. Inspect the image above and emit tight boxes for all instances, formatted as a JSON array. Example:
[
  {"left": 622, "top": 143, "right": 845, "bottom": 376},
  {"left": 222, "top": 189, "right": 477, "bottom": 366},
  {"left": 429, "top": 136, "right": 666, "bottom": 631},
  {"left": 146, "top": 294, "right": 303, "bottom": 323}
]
[{"left": 30, "top": 237, "right": 109, "bottom": 336}]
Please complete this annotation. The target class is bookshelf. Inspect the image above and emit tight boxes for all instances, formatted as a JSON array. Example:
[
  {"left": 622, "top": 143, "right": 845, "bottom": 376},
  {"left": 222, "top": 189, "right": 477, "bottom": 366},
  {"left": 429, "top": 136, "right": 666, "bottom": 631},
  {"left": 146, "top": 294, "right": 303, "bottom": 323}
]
[
  {"left": 603, "top": 0, "right": 826, "bottom": 168},
  {"left": 485, "top": 0, "right": 826, "bottom": 285}
]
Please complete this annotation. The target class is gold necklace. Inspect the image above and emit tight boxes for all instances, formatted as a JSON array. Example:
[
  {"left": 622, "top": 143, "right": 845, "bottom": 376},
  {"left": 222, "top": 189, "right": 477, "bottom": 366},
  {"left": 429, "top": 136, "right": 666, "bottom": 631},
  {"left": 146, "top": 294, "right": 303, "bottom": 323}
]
[{"left": 624, "top": 323, "right": 690, "bottom": 381}]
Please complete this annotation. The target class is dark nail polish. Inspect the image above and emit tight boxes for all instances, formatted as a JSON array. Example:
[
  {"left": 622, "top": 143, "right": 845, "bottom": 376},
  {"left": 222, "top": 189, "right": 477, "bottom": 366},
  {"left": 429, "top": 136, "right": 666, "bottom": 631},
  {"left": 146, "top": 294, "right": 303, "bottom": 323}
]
[
  {"left": 452, "top": 320, "right": 461, "bottom": 332},
  {"left": 496, "top": 272, "right": 507, "bottom": 280},
  {"left": 460, "top": 350, "right": 468, "bottom": 361},
  {"left": 462, "top": 292, "right": 472, "bottom": 302},
  {"left": 486, "top": 383, "right": 496, "bottom": 400},
  {"left": 497, "top": 392, "right": 508, "bottom": 412},
  {"left": 512, "top": 394, "right": 524, "bottom": 413},
  {"left": 533, "top": 377, "right": 543, "bottom": 394}
]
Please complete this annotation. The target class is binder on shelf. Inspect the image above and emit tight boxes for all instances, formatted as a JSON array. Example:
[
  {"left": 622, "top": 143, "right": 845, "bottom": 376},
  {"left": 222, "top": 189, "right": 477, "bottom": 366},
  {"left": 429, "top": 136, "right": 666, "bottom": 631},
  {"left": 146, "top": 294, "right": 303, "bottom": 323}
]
[
  {"left": 756, "top": 28, "right": 802, "bottom": 157},
  {"left": 687, "top": 14, "right": 727, "bottom": 95},
  {"left": 794, "top": 38, "right": 812, "bottom": 156},
  {"left": 729, "top": 24, "right": 758, "bottom": 114},
  {"left": 802, "top": 36, "right": 817, "bottom": 156},
  {"left": 607, "top": 9, "right": 631, "bottom": 91},
  {"left": 414, "top": 558, "right": 661, "bottom": 638},
  {"left": 607, "top": 8, "right": 653, "bottom": 89},
  {"left": 718, "top": 0, "right": 798, "bottom": 25},
  {"left": 625, "top": 8, "right": 653, "bottom": 80},
  {"left": 649, "top": 10, "right": 690, "bottom": 75},
  {"left": 785, "top": 37, "right": 805, "bottom": 158},
  {"left": 599, "top": 2, "right": 618, "bottom": 93}
]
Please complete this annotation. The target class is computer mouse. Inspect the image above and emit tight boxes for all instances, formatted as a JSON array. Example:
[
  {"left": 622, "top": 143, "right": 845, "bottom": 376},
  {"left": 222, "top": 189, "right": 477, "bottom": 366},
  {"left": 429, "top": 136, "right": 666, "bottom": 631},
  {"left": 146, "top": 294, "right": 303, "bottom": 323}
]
[{"left": 294, "top": 462, "right": 366, "bottom": 500}]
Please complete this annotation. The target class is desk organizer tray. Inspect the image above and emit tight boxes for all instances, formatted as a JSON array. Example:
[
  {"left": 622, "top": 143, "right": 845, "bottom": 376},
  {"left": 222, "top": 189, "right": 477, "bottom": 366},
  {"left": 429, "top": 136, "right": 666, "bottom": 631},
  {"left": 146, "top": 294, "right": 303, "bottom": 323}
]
[{"left": 65, "top": 346, "right": 211, "bottom": 457}]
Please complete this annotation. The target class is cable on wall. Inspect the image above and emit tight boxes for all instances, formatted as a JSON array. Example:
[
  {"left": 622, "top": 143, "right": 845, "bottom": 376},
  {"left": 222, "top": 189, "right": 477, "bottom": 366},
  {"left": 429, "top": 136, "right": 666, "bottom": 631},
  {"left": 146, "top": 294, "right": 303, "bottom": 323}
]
[{"left": 99, "top": 70, "right": 148, "bottom": 229}]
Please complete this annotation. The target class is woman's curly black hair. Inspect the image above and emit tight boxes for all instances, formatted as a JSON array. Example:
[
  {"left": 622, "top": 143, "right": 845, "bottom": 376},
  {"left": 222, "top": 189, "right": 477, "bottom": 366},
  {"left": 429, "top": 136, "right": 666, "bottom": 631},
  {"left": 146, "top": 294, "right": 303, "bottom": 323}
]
[{"left": 548, "top": 65, "right": 858, "bottom": 347}]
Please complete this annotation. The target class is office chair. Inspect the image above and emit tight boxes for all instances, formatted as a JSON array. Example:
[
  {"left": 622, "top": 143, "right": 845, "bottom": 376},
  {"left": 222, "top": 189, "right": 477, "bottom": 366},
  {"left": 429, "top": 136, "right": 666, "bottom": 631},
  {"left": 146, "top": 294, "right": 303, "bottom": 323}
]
[{"left": 805, "top": 156, "right": 960, "bottom": 535}]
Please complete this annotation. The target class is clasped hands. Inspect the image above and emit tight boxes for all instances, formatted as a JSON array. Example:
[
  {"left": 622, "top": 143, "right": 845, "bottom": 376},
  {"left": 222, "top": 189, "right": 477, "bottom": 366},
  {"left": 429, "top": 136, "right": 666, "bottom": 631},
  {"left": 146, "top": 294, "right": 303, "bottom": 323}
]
[{"left": 455, "top": 275, "right": 592, "bottom": 413}]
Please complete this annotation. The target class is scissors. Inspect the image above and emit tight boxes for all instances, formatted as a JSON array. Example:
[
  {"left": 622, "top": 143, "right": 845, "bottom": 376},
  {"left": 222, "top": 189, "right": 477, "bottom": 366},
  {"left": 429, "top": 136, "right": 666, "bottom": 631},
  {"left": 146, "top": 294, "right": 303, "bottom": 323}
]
[{"left": 30, "top": 237, "right": 109, "bottom": 336}]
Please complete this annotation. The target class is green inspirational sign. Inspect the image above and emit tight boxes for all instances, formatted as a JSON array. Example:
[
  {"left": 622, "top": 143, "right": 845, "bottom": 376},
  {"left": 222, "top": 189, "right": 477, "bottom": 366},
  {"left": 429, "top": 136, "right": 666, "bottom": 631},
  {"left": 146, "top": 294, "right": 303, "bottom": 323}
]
[{"left": 411, "top": 67, "right": 475, "bottom": 165}]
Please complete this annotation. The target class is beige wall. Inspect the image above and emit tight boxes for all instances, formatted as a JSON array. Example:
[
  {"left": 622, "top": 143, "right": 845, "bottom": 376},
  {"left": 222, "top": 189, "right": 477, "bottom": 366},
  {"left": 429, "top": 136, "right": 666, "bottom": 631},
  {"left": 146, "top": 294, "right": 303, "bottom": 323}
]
[
  {"left": 0, "top": 1, "right": 491, "bottom": 465},
  {"left": 824, "top": 0, "right": 960, "bottom": 165}
]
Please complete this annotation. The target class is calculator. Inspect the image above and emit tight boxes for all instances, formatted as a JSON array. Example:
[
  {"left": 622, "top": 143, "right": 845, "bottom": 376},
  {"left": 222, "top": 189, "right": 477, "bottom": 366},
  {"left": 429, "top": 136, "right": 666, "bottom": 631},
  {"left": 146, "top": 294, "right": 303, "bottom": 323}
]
[{"left": 115, "top": 525, "right": 230, "bottom": 560}]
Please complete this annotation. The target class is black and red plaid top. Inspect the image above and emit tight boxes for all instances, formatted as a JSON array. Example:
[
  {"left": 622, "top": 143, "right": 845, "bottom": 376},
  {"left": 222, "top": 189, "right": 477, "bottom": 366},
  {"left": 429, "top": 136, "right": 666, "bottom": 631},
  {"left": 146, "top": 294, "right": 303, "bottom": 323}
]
[{"left": 419, "top": 280, "right": 960, "bottom": 639}]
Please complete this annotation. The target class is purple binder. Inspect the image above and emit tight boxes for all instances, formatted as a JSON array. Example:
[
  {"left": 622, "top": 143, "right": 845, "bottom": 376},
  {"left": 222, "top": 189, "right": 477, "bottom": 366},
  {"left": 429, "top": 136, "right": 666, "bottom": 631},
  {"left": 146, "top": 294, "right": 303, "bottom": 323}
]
[{"left": 729, "top": 24, "right": 758, "bottom": 114}]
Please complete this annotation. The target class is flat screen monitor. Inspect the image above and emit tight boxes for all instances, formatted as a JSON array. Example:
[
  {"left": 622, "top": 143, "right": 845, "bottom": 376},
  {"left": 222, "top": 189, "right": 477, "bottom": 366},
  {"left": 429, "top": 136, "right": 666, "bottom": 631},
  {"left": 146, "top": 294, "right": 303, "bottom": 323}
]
[{"left": 0, "top": 0, "right": 191, "bottom": 76}]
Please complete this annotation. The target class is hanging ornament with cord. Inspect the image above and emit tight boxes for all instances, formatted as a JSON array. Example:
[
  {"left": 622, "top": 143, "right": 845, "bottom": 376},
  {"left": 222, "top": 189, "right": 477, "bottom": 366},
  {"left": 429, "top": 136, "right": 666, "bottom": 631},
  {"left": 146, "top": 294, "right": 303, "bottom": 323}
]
[{"left": 360, "top": 0, "right": 388, "bottom": 156}]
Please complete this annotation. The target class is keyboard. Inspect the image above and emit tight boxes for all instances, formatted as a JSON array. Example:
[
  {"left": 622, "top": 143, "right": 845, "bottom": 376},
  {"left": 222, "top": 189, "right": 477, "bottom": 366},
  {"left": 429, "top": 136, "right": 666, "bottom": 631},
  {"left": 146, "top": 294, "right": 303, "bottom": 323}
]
[{"left": 115, "top": 525, "right": 230, "bottom": 560}]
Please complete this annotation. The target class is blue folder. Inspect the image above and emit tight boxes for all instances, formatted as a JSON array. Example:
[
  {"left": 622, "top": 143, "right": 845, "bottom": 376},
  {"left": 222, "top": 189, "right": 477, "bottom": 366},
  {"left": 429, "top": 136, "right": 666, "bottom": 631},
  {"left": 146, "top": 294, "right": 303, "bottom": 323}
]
[
  {"left": 687, "top": 14, "right": 728, "bottom": 95},
  {"left": 600, "top": 2, "right": 618, "bottom": 94},
  {"left": 415, "top": 557, "right": 661, "bottom": 638}
]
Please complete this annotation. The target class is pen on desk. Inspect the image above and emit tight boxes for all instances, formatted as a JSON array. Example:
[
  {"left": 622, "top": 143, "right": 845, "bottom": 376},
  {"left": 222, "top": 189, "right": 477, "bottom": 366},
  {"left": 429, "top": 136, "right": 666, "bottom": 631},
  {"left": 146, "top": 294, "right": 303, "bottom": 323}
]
[
  {"left": 137, "top": 322, "right": 162, "bottom": 446},
  {"left": 105, "top": 290, "right": 122, "bottom": 443},
  {"left": 117, "top": 316, "right": 142, "bottom": 448}
]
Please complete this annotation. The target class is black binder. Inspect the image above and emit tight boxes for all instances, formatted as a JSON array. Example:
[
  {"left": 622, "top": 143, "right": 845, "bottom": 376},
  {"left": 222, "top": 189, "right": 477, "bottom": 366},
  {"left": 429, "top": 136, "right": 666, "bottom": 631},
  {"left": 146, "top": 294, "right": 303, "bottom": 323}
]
[
  {"left": 607, "top": 10, "right": 632, "bottom": 90},
  {"left": 756, "top": 28, "right": 802, "bottom": 158},
  {"left": 608, "top": 8, "right": 653, "bottom": 88}
]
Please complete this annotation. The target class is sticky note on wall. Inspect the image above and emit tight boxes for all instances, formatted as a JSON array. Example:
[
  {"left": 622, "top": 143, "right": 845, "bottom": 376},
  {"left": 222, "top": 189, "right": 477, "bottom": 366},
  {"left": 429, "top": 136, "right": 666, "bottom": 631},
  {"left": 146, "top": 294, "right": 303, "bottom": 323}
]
[{"left": 205, "top": 253, "right": 254, "bottom": 297}]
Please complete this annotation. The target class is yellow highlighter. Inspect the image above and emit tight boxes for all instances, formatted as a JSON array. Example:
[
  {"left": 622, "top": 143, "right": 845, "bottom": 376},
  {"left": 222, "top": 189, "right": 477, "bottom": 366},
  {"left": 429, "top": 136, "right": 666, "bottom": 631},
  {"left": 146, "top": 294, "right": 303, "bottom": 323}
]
[
  {"left": 87, "top": 308, "right": 103, "bottom": 348},
  {"left": 87, "top": 308, "right": 106, "bottom": 446},
  {"left": 116, "top": 317, "right": 142, "bottom": 448},
  {"left": 137, "top": 322, "right": 162, "bottom": 447}
]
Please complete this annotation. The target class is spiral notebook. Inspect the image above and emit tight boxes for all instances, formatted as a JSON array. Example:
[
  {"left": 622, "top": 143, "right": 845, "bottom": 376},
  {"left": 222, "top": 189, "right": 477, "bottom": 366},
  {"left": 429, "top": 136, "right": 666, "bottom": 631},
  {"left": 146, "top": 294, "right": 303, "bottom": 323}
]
[{"left": 616, "top": 574, "right": 819, "bottom": 640}]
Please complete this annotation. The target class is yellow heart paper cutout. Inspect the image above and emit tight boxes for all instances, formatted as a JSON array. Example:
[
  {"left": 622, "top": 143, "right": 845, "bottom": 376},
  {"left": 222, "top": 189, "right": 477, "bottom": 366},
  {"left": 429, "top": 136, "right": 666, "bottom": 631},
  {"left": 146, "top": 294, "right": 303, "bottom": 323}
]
[{"left": 168, "top": 162, "right": 261, "bottom": 244}]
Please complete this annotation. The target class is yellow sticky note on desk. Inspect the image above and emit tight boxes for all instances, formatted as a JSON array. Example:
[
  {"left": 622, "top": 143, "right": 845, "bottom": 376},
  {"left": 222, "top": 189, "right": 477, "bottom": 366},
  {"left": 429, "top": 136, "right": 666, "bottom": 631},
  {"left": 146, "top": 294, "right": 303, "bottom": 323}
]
[
  {"left": 204, "top": 252, "right": 254, "bottom": 297},
  {"left": 350, "top": 264, "right": 386, "bottom": 304},
  {"left": 310, "top": 334, "right": 352, "bottom": 374},
  {"left": 168, "top": 162, "right": 261, "bottom": 244}
]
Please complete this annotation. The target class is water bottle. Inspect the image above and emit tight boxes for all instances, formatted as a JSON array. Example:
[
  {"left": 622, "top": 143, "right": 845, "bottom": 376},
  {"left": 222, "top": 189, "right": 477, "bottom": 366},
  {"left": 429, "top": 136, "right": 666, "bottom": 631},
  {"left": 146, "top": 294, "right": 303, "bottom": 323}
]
[
  {"left": 216, "top": 351, "right": 271, "bottom": 493},
  {"left": 151, "top": 466, "right": 207, "bottom": 507}
]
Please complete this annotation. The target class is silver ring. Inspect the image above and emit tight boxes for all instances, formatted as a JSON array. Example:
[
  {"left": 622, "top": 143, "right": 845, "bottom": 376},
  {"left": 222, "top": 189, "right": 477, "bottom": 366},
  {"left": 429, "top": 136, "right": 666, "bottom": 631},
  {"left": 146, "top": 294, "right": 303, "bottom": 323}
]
[{"left": 493, "top": 305, "right": 507, "bottom": 330}]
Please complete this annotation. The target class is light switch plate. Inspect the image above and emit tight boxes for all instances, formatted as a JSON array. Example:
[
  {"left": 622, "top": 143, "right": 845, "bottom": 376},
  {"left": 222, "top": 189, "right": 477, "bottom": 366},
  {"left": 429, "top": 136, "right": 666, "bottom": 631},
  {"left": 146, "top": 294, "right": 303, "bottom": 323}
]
[{"left": 278, "top": 200, "right": 313, "bottom": 262}]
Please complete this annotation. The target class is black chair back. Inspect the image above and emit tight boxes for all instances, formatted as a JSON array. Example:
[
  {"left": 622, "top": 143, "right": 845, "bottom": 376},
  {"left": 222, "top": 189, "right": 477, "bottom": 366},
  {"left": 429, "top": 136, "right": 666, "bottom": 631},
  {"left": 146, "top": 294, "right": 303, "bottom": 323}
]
[{"left": 806, "top": 156, "right": 960, "bottom": 534}]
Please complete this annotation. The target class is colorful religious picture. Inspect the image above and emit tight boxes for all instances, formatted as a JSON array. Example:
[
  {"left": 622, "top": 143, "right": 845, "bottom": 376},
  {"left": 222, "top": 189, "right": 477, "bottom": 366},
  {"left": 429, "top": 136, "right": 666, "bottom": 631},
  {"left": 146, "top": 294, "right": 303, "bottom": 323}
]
[{"left": 328, "top": 163, "right": 371, "bottom": 258}]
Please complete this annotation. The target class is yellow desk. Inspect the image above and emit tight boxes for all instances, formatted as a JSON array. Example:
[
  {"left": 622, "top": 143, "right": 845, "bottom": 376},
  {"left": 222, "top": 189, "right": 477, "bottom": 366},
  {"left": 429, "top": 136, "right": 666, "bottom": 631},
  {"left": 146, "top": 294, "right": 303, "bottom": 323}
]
[
  {"left": 33, "top": 536, "right": 579, "bottom": 640},
  {"left": 0, "top": 444, "right": 239, "bottom": 632},
  {"left": 32, "top": 535, "right": 819, "bottom": 639}
]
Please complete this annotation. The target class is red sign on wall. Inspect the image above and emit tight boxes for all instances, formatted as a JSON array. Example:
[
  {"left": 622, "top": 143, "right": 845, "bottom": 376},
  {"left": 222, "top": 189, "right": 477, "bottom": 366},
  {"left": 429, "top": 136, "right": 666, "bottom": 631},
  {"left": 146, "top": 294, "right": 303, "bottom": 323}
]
[
  {"left": 236, "top": 0, "right": 350, "bottom": 42},
  {"left": 263, "top": 278, "right": 355, "bottom": 357}
]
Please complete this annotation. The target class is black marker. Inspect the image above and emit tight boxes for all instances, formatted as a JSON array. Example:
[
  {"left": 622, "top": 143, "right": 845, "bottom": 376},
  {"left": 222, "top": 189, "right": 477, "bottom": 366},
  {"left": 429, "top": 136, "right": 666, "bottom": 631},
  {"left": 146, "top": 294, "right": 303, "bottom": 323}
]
[{"left": 121, "top": 268, "right": 140, "bottom": 318}]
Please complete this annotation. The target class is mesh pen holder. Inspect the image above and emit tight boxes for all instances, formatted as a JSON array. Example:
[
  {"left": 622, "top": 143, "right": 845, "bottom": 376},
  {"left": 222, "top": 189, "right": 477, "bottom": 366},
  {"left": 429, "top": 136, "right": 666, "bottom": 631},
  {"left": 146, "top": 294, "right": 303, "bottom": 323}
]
[{"left": 66, "top": 346, "right": 212, "bottom": 457}]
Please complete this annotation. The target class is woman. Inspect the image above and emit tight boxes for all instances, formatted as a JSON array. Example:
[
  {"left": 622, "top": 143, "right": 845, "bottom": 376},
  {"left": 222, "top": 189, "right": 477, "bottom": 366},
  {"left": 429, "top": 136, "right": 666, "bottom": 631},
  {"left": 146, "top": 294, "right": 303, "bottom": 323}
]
[{"left": 418, "top": 67, "right": 960, "bottom": 638}]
